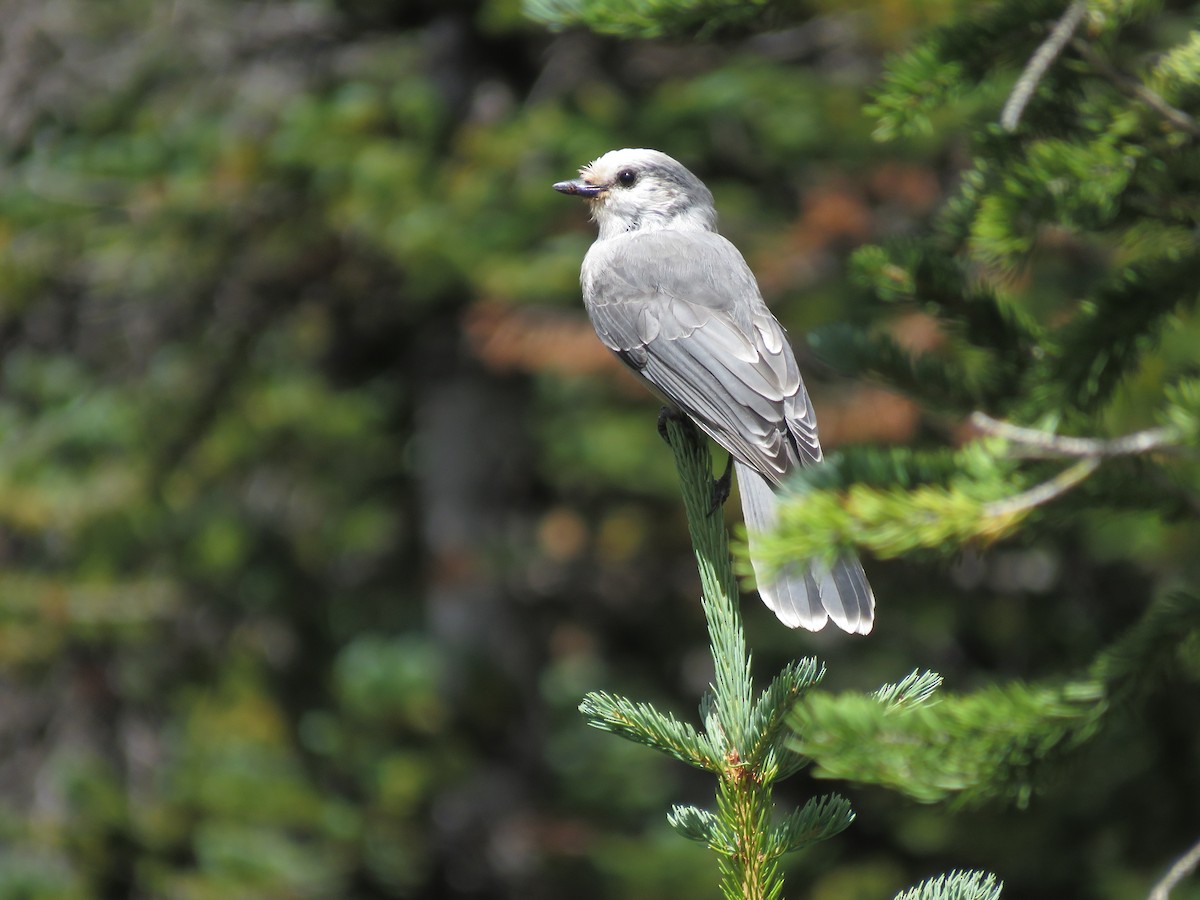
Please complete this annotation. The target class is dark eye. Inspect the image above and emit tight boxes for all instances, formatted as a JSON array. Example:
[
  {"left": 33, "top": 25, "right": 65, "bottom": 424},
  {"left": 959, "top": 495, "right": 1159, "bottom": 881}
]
[{"left": 616, "top": 168, "right": 638, "bottom": 187}]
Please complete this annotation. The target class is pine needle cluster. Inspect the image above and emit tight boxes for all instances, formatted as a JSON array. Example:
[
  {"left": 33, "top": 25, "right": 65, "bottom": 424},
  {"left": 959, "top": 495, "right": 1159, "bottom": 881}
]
[
  {"left": 758, "top": 0, "right": 1200, "bottom": 856},
  {"left": 765, "top": 1, "right": 1200, "bottom": 568},
  {"left": 580, "top": 417, "right": 855, "bottom": 900},
  {"left": 584, "top": 418, "right": 1003, "bottom": 899}
]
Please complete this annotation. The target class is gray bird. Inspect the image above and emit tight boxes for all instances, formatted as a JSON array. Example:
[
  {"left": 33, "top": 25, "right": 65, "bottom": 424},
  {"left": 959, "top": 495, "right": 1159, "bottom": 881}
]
[{"left": 554, "top": 148, "right": 875, "bottom": 634}]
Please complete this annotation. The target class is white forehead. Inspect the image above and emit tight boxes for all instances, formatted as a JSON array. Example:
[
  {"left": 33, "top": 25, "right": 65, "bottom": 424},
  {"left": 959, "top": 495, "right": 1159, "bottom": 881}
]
[{"left": 582, "top": 148, "right": 691, "bottom": 180}]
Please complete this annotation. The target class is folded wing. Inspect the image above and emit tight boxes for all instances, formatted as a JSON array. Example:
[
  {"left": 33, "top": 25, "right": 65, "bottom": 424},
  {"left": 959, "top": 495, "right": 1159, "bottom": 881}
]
[{"left": 582, "top": 229, "right": 821, "bottom": 479}]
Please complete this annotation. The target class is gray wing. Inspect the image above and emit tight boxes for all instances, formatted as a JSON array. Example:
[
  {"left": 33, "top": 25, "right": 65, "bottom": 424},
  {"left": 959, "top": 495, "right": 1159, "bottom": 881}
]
[{"left": 581, "top": 229, "right": 821, "bottom": 482}]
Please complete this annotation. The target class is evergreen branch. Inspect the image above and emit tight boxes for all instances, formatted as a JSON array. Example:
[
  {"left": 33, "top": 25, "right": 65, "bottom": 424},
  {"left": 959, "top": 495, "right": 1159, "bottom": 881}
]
[
  {"left": 1000, "top": 0, "right": 1088, "bottom": 132},
  {"left": 579, "top": 691, "right": 721, "bottom": 771},
  {"left": 660, "top": 419, "right": 863, "bottom": 897},
  {"left": 868, "top": 44, "right": 967, "bottom": 140},
  {"left": 1072, "top": 457, "right": 1200, "bottom": 521},
  {"left": 935, "top": 162, "right": 994, "bottom": 252},
  {"left": 927, "top": 0, "right": 1083, "bottom": 83},
  {"left": 762, "top": 411, "right": 1192, "bottom": 566},
  {"left": 786, "top": 444, "right": 992, "bottom": 494},
  {"left": 870, "top": 0, "right": 1083, "bottom": 139},
  {"left": 792, "top": 594, "right": 1200, "bottom": 806},
  {"left": 894, "top": 870, "right": 1004, "bottom": 900},
  {"left": 1148, "top": 835, "right": 1200, "bottom": 900},
  {"left": 761, "top": 445, "right": 1022, "bottom": 565},
  {"left": 966, "top": 133, "right": 1139, "bottom": 267},
  {"left": 1146, "top": 30, "right": 1200, "bottom": 121},
  {"left": 760, "top": 743, "right": 812, "bottom": 786},
  {"left": 850, "top": 243, "right": 1044, "bottom": 378},
  {"left": 743, "top": 658, "right": 824, "bottom": 772},
  {"left": 792, "top": 678, "right": 1108, "bottom": 806},
  {"left": 765, "top": 794, "right": 855, "bottom": 856},
  {"left": 523, "top": 0, "right": 775, "bottom": 38},
  {"left": 1047, "top": 255, "right": 1200, "bottom": 412},
  {"left": 911, "top": 257, "right": 1043, "bottom": 372},
  {"left": 668, "top": 804, "right": 729, "bottom": 850},
  {"left": 809, "top": 324, "right": 996, "bottom": 413},
  {"left": 1073, "top": 37, "right": 1200, "bottom": 138},
  {"left": 662, "top": 415, "right": 850, "bottom": 900},
  {"left": 1162, "top": 377, "right": 1200, "bottom": 443},
  {"left": 876, "top": 670, "right": 944, "bottom": 711},
  {"left": 1089, "top": 592, "right": 1200, "bottom": 697},
  {"left": 715, "top": 773, "right": 780, "bottom": 900},
  {"left": 662, "top": 414, "right": 754, "bottom": 755},
  {"left": 700, "top": 689, "right": 722, "bottom": 749},
  {"left": 578, "top": 416, "right": 859, "bottom": 898}
]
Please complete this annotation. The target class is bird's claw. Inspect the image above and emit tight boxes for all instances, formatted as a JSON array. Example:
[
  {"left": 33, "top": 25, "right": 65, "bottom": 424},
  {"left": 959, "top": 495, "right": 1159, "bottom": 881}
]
[
  {"left": 659, "top": 408, "right": 733, "bottom": 516},
  {"left": 709, "top": 453, "right": 734, "bottom": 516},
  {"left": 656, "top": 406, "right": 679, "bottom": 443}
]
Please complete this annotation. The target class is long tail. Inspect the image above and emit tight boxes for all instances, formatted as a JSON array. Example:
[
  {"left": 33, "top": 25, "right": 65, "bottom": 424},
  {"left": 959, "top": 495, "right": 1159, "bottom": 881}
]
[{"left": 735, "top": 461, "right": 875, "bottom": 634}]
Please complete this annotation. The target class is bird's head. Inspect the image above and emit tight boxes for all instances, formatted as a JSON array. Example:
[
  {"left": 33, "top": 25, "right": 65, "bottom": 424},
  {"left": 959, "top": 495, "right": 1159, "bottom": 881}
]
[{"left": 554, "top": 148, "right": 716, "bottom": 240}]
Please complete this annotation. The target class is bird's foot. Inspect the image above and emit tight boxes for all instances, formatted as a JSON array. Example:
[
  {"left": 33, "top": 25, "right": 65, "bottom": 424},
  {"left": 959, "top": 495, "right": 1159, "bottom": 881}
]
[
  {"left": 709, "top": 453, "right": 734, "bottom": 516},
  {"left": 658, "top": 408, "right": 733, "bottom": 517},
  {"left": 656, "top": 406, "right": 684, "bottom": 443}
]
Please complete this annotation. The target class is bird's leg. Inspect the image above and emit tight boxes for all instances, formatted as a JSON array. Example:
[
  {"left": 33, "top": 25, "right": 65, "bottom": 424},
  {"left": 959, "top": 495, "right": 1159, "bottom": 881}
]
[
  {"left": 709, "top": 452, "right": 734, "bottom": 516},
  {"left": 657, "top": 407, "right": 733, "bottom": 517},
  {"left": 656, "top": 406, "right": 682, "bottom": 443}
]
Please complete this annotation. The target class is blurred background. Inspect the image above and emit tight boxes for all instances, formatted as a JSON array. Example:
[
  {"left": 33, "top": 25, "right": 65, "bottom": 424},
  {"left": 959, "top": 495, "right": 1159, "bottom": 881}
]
[{"left": 0, "top": 0, "right": 1196, "bottom": 897}]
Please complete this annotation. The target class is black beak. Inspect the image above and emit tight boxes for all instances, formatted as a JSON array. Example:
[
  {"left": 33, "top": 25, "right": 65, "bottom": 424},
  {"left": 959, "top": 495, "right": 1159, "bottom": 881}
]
[{"left": 553, "top": 179, "right": 603, "bottom": 198}]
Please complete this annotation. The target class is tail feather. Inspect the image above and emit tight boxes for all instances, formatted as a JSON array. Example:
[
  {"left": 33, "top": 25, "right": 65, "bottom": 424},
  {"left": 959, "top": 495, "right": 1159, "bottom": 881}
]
[{"left": 735, "top": 461, "right": 875, "bottom": 635}]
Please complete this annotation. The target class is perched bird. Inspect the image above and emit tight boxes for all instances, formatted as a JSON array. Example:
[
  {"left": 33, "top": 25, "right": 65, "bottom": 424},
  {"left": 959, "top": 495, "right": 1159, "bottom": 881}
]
[{"left": 554, "top": 148, "right": 874, "bottom": 634}]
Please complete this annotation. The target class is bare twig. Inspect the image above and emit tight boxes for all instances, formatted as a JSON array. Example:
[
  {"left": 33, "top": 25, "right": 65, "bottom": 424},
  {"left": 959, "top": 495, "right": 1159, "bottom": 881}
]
[
  {"left": 974, "top": 412, "right": 1196, "bottom": 518},
  {"left": 971, "top": 412, "right": 1181, "bottom": 459},
  {"left": 1072, "top": 37, "right": 1200, "bottom": 138},
  {"left": 1149, "top": 836, "right": 1200, "bottom": 900},
  {"left": 1001, "top": 0, "right": 1088, "bottom": 132},
  {"left": 983, "top": 457, "right": 1100, "bottom": 519}
]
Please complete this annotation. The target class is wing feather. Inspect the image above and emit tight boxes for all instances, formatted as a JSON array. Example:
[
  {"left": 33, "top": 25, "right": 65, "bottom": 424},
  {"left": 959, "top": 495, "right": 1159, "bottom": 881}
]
[
  {"left": 579, "top": 225, "right": 872, "bottom": 634},
  {"left": 582, "top": 229, "right": 822, "bottom": 477}
]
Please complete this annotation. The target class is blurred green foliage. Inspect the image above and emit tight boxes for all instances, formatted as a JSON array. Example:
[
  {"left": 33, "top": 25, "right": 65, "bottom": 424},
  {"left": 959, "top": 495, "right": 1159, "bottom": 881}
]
[{"left": 0, "top": 0, "right": 1197, "bottom": 898}]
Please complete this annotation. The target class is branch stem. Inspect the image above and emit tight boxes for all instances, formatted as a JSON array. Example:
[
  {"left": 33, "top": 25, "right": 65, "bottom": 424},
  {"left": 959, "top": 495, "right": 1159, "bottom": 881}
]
[
  {"left": 1072, "top": 38, "right": 1200, "bottom": 138},
  {"left": 662, "top": 415, "right": 781, "bottom": 900},
  {"left": 1149, "top": 835, "right": 1200, "bottom": 900},
  {"left": 1000, "top": 0, "right": 1088, "bottom": 132},
  {"left": 971, "top": 412, "right": 1180, "bottom": 458},
  {"left": 983, "top": 457, "right": 1100, "bottom": 519}
]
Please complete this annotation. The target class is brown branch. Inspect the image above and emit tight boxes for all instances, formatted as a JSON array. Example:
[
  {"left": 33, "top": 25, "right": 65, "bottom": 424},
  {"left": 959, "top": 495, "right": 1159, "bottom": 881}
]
[
  {"left": 970, "top": 412, "right": 1182, "bottom": 459},
  {"left": 983, "top": 457, "right": 1100, "bottom": 519},
  {"left": 1149, "top": 836, "right": 1200, "bottom": 900},
  {"left": 1072, "top": 37, "right": 1200, "bottom": 138},
  {"left": 1001, "top": 0, "right": 1088, "bottom": 132}
]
